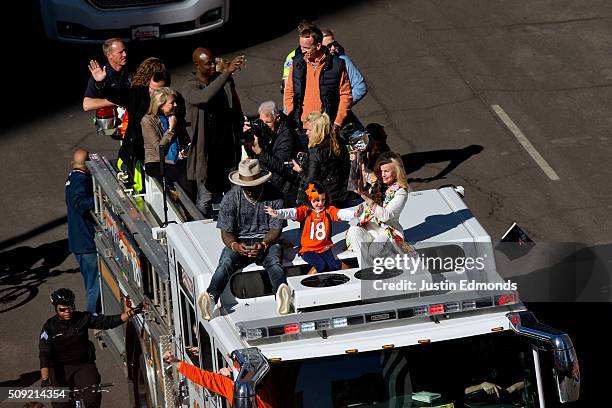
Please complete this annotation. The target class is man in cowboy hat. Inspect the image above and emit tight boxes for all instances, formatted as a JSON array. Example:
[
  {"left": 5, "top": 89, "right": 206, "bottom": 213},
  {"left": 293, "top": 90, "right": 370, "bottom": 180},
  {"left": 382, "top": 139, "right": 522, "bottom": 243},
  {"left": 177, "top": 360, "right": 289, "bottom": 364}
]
[{"left": 197, "top": 158, "right": 291, "bottom": 319}]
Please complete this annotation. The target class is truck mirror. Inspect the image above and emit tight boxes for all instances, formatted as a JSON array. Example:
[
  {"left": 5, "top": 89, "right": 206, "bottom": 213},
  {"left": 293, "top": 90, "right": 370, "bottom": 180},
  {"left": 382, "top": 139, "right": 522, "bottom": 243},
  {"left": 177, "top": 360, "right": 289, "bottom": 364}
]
[
  {"left": 507, "top": 311, "right": 580, "bottom": 403},
  {"left": 551, "top": 345, "right": 580, "bottom": 403},
  {"left": 231, "top": 347, "right": 270, "bottom": 408}
]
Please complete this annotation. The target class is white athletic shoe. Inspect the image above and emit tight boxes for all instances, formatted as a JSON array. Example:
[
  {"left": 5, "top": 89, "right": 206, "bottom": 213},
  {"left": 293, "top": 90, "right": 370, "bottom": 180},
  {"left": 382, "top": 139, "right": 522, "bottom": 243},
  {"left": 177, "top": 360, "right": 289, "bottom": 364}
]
[
  {"left": 197, "top": 292, "right": 214, "bottom": 320},
  {"left": 276, "top": 283, "right": 291, "bottom": 315}
]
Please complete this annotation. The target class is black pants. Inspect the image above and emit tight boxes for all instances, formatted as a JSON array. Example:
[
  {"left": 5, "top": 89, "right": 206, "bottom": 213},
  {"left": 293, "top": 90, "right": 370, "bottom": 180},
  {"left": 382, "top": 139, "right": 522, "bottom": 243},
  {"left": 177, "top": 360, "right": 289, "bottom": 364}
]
[{"left": 52, "top": 362, "right": 101, "bottom": 408}]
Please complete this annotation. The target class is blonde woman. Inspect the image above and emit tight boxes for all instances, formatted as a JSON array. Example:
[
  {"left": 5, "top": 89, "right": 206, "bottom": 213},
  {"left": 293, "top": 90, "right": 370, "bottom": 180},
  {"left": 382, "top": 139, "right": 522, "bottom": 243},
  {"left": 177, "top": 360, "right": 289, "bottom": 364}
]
[
  {"left": 92, "top": 57, "right": 170, "bottom": 188},
  {"left": 141, "top": 87, "right": 182, "bottom": 184},
  {"left": 292, "top": 111, "right": 353, "bottom": 205},
  {"left": 346, "top": 151, "right": 416, "bottom": 267}
]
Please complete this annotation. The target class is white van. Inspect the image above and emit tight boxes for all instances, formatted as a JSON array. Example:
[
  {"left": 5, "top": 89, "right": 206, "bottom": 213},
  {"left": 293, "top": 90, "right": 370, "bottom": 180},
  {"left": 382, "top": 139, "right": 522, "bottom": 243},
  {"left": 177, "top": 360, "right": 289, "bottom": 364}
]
[{"left": 40, "top": 0, "right": 229, "bottom": 44}]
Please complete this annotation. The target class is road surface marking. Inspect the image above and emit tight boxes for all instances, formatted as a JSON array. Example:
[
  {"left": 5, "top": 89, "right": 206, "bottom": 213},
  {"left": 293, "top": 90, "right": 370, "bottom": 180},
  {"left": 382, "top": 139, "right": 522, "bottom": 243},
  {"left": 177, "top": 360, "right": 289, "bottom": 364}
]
[{"left": 491, "top": 104, "right": 560, "bottom": 181}]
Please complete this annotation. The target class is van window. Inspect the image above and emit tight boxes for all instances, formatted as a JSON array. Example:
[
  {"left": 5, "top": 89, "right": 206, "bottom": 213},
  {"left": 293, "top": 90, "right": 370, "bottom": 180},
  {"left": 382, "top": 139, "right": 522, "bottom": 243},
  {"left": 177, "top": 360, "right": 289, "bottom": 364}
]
[
  {"left": 198, "top": 323, "right": 214, "bottom": 372},
  {"left": 180, "top": 294, "right": 199, "bottom": 368}
]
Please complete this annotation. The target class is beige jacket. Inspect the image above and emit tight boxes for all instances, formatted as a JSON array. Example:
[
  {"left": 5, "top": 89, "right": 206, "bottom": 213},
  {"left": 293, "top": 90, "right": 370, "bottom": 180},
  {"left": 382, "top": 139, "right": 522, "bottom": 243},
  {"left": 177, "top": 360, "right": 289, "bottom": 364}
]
[{"left": 141, "top": 115, "right": 174, "bottom": 165}]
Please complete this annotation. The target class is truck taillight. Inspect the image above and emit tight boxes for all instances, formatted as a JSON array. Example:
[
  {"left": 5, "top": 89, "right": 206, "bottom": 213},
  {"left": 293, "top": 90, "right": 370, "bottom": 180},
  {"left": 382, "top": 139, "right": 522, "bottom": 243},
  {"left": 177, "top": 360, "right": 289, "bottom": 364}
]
[
  {"left": 495, "top": 292, "right": 519, "bottom": 306},
  {"left": 429, "top": 304, "right": 445, "bottom": 315},
  {"left": 96, "top": 107, "right": 115, "bottom": 119},
  {"left": 284, "top": 324, "right": 300, "bottom": 335}
]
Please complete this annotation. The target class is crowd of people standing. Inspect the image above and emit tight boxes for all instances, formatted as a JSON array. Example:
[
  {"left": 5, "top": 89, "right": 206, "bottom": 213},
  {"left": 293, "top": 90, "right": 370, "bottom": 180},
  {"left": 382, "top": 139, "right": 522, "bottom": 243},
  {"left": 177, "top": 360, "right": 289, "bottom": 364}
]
[
  {"left": 80, "top": 21, "right": 416, "bottom": 314},
  {"left": 83, "top": 22, "right": 379, "bottom": 212}
]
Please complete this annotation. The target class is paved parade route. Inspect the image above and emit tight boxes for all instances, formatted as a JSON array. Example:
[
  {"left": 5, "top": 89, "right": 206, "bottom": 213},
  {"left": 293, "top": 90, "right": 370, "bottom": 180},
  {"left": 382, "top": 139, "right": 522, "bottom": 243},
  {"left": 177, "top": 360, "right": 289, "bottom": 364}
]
[{"left": 2, "top": 1, "right": 611, "bottom": 406}]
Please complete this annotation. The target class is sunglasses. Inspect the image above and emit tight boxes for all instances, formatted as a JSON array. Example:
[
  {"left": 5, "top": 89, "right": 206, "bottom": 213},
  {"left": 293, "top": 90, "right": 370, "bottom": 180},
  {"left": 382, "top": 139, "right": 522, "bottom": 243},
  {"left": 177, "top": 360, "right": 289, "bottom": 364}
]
[{"left": 57, "top": 306, "right": 74, "bottom": 312}]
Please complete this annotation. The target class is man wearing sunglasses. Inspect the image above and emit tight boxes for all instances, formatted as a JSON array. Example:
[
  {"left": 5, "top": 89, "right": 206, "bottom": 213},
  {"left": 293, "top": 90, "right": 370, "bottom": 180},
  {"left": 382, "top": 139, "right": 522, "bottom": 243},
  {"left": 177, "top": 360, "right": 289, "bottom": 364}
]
[
  {"left": 321, "top": 28, "right": 368, "bottom": 106},
  {"left": 38, "top": 288, "right": 144, "bottom": 408}
]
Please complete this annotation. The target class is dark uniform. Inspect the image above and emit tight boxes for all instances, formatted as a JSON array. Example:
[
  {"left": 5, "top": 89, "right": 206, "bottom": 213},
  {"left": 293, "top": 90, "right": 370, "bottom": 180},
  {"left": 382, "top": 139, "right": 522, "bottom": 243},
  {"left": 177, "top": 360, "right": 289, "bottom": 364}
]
[
  {"left": 39, "top": 311, "right": 124, "bottom": 408},
  {"left": 83, "top": 62, "right": 131, "bottom": 101}
]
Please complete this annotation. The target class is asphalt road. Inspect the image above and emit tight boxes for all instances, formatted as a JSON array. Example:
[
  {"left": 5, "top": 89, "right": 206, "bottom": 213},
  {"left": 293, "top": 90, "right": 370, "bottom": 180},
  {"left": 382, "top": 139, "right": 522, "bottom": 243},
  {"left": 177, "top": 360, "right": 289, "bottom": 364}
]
[{"left": 1, "top": 0, "right": 610, "bottom": 406}]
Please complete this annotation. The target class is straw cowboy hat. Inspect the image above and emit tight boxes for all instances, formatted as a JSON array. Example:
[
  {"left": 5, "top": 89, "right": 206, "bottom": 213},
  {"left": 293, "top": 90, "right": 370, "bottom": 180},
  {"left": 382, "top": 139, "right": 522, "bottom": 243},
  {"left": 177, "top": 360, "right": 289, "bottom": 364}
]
[{"left": 228, "top": 158, "right": 272, "bottom": 187}]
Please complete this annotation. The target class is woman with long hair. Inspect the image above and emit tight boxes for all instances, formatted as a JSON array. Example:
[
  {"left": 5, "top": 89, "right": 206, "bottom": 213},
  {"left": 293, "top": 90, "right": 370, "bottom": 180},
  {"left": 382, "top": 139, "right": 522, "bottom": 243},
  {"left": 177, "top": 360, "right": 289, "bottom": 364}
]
[
  {"left": 346, "top": 151, "right": 417, "bottom": 267},
  {"left": 293, "top": 111, "right": 354, "bottom": 206},
  {"left": 141, "top": 87, "right": 189, "bottom": 191}
]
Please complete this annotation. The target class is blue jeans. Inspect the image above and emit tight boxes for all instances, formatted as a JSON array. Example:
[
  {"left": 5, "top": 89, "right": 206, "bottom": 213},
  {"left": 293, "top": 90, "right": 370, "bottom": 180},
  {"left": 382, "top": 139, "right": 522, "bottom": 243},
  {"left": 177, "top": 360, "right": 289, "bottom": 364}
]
[
  {"left": 207, "top": 243, "right": 286, "bottom": 302},
  {"left": 302, "top": 250, "right": 342, "bottom": 273},
  {"left": 75, "top": 253, "right": 100, "bottom": 314}
]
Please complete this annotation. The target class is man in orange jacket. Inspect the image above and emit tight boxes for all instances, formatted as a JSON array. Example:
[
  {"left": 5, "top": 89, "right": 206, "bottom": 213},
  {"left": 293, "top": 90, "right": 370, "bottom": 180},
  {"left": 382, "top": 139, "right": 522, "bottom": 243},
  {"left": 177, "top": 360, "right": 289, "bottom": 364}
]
[{"left": 163, "top": 351, "right": 276, "bottom": 407}]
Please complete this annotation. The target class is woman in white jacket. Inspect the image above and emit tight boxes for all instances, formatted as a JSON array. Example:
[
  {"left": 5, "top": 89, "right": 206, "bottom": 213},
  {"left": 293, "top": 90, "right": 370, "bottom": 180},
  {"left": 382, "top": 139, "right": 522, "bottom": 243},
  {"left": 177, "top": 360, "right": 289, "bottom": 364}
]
[{"left": 347, "top": 151, "right": 416, "bottom": 267}]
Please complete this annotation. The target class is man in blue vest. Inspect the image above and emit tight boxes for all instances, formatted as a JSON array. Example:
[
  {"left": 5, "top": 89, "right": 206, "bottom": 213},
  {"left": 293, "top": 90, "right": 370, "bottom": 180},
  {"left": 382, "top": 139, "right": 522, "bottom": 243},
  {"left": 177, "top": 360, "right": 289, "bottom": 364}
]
[
  {"left": 321, "top": 28, "right": 368, "bottom": 106},
  {"left": 283, "top": 26, "right": 353, "bottom": 149},
  {"left": 65, "top": 148, "right": 99, "bottom": 314}
]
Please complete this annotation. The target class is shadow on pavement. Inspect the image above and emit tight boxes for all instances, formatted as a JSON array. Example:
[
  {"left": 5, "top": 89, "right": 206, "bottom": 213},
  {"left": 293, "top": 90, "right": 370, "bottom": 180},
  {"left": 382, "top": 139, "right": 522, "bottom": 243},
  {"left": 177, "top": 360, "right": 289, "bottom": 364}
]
[
  {"left": 0, "top": 239, "right": 77, "bottom": 313},
  {"left": 0, "top": 216, "right": 67, "bottom": 251},
  {"left": 402, "top": 144, "right": 484, "bottom": 182},
  {"left": 0, "top": 371, "right": 41, "bottom": 387}
]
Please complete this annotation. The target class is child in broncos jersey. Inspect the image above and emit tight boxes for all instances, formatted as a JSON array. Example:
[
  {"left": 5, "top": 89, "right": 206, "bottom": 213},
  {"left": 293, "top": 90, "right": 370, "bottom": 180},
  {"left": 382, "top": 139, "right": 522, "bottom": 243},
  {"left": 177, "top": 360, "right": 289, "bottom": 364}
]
[{"left": 264, "top": 182, "right": 355, "bottom": 274}]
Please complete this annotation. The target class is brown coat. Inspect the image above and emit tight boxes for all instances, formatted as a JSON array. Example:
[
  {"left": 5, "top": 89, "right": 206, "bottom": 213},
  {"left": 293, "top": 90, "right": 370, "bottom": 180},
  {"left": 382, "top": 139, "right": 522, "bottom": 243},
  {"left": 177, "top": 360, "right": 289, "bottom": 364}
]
[{"left": 140, "top": 115, "right": 174, "bottom": 165}]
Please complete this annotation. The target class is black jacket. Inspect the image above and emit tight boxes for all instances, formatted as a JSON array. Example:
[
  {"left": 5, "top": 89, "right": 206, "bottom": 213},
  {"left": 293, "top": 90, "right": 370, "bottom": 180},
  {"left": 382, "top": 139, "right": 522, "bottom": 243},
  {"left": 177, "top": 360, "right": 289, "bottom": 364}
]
[
  {"left": 256, "top": 114, "right": 300, "bottom": 203},
  {"left": 299, "top": 143, "right": 352, "bottom": 206},
  {"left": 39, "top": 312, "right": 124, "bottom": 368},
  {"left": 110, "top": 85, "right": 151, "bottom": 169},
  {"left": 289, "top": 48, "right": 346, "bottom": 129}
]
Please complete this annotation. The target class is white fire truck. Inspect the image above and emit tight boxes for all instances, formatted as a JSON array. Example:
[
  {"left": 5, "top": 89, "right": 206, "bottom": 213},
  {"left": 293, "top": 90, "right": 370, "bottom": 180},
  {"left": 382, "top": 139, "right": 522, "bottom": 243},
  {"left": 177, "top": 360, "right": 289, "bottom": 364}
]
[{"left": 87, "top": 153, "right": 580, "bottom": 408}]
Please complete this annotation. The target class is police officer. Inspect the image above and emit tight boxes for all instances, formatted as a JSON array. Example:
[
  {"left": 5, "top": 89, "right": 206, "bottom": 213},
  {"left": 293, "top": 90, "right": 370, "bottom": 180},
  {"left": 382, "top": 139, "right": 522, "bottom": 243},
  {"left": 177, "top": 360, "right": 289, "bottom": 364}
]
[{"left": 39, "top": 288, "right": 143, "bottom": 408}]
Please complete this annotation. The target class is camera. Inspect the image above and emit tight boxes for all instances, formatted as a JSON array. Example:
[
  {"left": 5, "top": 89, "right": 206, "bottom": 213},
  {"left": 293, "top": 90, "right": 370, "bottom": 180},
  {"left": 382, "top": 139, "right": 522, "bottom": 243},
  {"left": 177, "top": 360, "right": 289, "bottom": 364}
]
[
  {"left": 285, "top": 151, "right": 307, "bottom": 169},
  {"left": 241, "top": 118, "right": 270, "bottom": 145},
  {"left": 295, "top": 151, "right": 307, "bottom": 168}
]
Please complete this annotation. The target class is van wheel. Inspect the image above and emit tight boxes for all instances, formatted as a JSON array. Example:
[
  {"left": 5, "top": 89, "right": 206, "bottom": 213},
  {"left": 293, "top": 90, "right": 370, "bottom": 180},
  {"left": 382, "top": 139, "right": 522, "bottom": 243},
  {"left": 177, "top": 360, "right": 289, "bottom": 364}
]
[{"left": 133, "top": 353, "right": 153, "bottom": 408}]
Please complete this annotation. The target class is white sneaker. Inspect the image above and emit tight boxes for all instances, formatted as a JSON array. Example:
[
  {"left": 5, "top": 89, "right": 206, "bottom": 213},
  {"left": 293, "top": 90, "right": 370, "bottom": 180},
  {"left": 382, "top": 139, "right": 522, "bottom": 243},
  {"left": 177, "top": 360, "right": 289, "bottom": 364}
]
[
  {"left": 197, "top": 292, "right": 214, "bottom": 320},
  {"left": 276, "top": 283, "right": 291, "bottom": 315}
]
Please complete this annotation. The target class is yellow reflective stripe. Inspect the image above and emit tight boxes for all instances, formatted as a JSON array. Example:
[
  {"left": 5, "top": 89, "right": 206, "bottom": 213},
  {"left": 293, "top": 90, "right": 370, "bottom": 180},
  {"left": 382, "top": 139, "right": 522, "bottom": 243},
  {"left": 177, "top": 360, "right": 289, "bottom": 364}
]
[
  {"left": 282, "top": 50, "right": 296, "bottom": 81},
  {"left": 133, "top": 160, "right": 143, "bottom": 193},
  {"left": 116, "top": 158, "right": 143, "bottom": 194}
]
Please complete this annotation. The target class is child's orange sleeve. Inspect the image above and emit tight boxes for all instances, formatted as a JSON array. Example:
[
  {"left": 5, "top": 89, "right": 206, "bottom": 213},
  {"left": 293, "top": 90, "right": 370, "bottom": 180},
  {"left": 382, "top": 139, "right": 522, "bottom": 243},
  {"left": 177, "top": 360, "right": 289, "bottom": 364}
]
[
  {"left": 295, "top": 205, "right": 309, "bottom": 222},
  {"left": 327, "top": 206, "right": 341, "bottom": 221}
]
